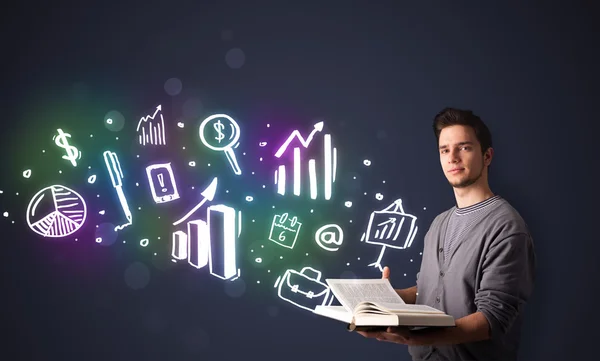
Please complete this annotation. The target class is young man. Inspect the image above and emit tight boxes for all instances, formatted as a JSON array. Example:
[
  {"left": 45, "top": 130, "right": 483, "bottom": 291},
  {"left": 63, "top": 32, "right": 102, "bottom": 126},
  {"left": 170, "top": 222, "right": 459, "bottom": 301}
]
[{"left": 358, "top": 108, "right": 536, "bottom": 361}]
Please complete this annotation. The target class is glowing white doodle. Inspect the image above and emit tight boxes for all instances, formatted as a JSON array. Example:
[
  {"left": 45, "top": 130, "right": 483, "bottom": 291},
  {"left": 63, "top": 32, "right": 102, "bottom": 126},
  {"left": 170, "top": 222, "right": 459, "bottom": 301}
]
[
  {"left": 87, "top": 175, "right": 96, "bottom": 184},
  {"left": 26, "top": 185, "right": 87, "bottom": 238},
  {"left": 207, "top": 204, "right": 239, "bottom": 280},
  {"left": 53, "top": 129, "right": 81, "bottom": 167},
  {"left": 172, "top": 230, "right": 189, "bottom": 260},
  {"left": 314, "top": 224, "right": 344, "bottom": 252},
  {"left": 171, "top": 202, "right": 240, "bottom": 280},
  {"left": 344, "top": 201, "right": 353, "bottom": 208},
  {"left": 172, "top": 177, "right": 218, "bottom": 227},
  {"left": 136, "top": 105, "right": 166, "bottom": 146},
  {"left": 145, "top": 163, "right": 180, "bottom": 204},
  {"left": 103, "top": 151, "right": 132, "bottom": 231},
  {"left": 273, "top": 121, "right": 337, "bottom": 200},
  {"left": 199, "top": 114, "right": 242, "bottom": 175},
  {"left": 360, "top": 198, "right": 418, "bottom": 271},
  {"left": 268, "top": 212, "right": 302, "bottom": 249},
  {"left": 23, "top": 169, "right": 31, "bottom": 178},
  {"left": 274, "top": 267, "right": 335, "bottom": 312}
]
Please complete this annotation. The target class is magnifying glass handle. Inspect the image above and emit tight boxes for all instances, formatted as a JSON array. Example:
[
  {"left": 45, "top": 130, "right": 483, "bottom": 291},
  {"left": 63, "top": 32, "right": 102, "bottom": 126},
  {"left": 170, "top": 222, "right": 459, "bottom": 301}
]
[{"left": 224, "top": 148, "right": 242, "bottom": 175}]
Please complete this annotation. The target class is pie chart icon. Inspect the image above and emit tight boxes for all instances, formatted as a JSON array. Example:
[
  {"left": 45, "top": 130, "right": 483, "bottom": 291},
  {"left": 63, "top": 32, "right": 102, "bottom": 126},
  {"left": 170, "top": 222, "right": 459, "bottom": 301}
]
[{"left": 26, "top": 184, "right": 87, "bottom": 238}]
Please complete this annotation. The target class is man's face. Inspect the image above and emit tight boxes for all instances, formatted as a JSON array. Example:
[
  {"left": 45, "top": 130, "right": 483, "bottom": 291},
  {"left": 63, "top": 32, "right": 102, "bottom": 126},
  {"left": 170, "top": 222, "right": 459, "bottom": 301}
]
[{"left": 438, "top": 125, "right": 490, "bottom": 189}]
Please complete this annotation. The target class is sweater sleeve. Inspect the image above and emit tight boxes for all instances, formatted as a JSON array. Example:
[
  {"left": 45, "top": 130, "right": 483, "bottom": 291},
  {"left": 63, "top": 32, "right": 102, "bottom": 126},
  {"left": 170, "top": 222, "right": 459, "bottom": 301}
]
[{"left": 474, "top": 232, "right": 536, "bottom": 340}]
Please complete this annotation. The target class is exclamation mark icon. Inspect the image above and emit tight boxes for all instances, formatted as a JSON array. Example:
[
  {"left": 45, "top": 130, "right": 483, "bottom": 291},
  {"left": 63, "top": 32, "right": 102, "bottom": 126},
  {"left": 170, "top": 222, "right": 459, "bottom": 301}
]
[{"left": 158, "top": 173, "right": 166, "bottom": 192}]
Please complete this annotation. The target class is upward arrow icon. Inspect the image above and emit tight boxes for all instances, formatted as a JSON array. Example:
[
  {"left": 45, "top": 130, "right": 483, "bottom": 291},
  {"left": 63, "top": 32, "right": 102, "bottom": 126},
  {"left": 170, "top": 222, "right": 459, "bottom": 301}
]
[{"left": 274, "top": 121, "right": 324, "bottom": 158}]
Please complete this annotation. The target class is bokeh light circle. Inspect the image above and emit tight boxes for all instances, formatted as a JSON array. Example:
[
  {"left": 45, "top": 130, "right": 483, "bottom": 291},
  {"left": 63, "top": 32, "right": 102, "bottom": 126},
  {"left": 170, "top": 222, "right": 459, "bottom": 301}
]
[
  {"left": 225, "top": 48, "right": 245, "bottom": 69},
  {"left": 267, "top": 305, "right": 280, "bottom": 317},
  {"left": 104, "top": 110, "right": 125, "bottom": 132},
  {"left": 182, "top": 97, "right": 203, "bottom": 119},
  {"left": 340, "top": 270, "right": 357, "bottom": 279},
  {"left": 164, "top": 78, "right": 183, "bottom": 96},
  {"left": 183, "top": 328, "right": 210, "bottom": 353},
  {"left": 95, "top": 222, "right": 118, "bottom": 246},
  {"left": 124, "top": 261, "right": 151, "bottom": 290}
]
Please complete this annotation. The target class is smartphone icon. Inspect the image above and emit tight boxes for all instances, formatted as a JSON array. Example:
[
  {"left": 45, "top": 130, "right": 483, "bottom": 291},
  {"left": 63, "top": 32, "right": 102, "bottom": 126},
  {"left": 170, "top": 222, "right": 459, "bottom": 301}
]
[{"left": 146, "top": 163, "right": 180, "bottom": 203}]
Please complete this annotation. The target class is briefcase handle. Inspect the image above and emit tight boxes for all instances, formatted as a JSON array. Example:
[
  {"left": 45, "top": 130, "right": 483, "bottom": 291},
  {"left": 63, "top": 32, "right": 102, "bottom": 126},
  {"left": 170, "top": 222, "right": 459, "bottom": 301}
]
[{"left": 299, "top": 267, "right": 321, "bottom": 281}]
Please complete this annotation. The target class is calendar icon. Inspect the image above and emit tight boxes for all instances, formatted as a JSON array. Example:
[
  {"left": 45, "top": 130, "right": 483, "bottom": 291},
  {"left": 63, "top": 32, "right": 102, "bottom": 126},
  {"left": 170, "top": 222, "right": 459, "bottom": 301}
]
[{"left": 268, "top": 212, "right": 302, "bottom": 249}]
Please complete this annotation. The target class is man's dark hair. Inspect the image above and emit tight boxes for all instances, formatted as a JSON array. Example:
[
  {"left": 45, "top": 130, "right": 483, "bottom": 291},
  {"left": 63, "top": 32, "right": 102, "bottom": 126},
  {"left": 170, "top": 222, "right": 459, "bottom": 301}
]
[{"left": 433, "top": 108, "right": 493, "bottom": 153}]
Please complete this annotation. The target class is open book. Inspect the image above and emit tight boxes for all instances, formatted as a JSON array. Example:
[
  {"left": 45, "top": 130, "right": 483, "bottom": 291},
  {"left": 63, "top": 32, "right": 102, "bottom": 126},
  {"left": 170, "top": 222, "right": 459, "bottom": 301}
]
[{"left": 313, "top": 279, "right": 455, "bottom": 331}]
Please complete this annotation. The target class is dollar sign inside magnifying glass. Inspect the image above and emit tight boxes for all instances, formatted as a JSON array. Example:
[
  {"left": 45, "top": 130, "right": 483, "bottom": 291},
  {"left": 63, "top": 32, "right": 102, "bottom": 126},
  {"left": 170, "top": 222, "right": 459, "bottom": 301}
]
[{"left": 199, "top": 114, "right": 242, "bottom": 175}]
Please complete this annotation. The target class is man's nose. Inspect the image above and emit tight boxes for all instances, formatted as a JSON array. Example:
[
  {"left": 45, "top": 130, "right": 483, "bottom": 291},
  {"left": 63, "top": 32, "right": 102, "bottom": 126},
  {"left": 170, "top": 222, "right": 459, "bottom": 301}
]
[{"left": 448, "top": 150, "right": 460, "bottom": 163}]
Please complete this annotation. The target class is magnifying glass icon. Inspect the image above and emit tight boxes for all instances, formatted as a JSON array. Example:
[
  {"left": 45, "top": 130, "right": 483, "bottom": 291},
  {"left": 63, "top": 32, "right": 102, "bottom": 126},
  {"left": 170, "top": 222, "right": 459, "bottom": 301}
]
[{"left": 199, "top": 114, "right": 242, "bottom": 175}]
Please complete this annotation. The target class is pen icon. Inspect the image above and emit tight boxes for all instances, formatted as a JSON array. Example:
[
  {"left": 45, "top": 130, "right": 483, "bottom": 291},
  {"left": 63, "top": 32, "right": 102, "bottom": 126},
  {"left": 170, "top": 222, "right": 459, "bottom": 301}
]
[{"left": 103, "top": 151, "right": 133, "bottom": 231}]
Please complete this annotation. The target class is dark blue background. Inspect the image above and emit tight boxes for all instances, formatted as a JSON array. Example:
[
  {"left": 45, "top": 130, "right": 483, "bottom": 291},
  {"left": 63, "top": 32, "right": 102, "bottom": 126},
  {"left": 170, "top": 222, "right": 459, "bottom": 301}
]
[{"left": 1, "top": 1, "right": 598, "bottom": 360}]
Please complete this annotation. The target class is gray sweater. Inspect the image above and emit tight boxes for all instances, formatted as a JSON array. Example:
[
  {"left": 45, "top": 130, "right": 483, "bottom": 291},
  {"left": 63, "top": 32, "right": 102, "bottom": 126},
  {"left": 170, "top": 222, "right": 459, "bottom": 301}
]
[{"left": 408, "top": 196, "right": 536, "bottom": 361}]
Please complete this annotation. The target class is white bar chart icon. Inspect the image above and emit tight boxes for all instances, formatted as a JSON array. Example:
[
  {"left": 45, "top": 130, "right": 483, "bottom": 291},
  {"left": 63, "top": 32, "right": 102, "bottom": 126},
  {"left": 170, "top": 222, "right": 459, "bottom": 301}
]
[
  {"left": 273, "top": 122, "right": 337, "bottom": 200},
  {"left": 171, "top": 204, "right": 239, "bottom": 280},
  {"left": 136, "top": 105, "right": 166, "bottom": 146}
]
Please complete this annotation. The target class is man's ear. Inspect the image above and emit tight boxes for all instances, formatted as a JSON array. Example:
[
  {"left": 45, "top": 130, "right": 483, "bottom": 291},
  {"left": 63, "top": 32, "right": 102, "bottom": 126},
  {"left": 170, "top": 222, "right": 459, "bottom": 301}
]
[{"left": 484, "top": 147, "right": 494, "bottom": 166}]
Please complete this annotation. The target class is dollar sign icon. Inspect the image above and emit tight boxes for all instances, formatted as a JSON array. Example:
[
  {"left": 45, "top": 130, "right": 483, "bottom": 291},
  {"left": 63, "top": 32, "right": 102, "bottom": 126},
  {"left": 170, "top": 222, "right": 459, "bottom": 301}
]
[
  {"left": 213, "top": 119, "right": 225, "bottom": 143},
  {"left": 54, "top": 128, "right": 81, "bottom": 167}
]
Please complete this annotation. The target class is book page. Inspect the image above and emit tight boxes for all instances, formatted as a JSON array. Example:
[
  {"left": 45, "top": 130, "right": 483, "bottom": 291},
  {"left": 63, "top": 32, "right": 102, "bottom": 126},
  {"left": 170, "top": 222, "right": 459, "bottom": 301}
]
[
  {"left": 325, "top": 279, "right": 405, "bottom": 312},
  {"left": 356, "top": 302, "right": 444, "bottom": 314}
]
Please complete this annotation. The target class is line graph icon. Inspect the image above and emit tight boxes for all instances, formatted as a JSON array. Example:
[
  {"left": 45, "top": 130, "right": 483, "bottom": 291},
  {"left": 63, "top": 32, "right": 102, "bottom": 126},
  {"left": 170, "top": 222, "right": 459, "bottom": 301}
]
[
  {"left": 273, "top": 121, "right": 337, "bottom": 200},
  {"left": 136, "top": 105, "right": 166, "bottom": 146},
  {"left": 26, "top": 185, "right": 87, "bottom": 238}
]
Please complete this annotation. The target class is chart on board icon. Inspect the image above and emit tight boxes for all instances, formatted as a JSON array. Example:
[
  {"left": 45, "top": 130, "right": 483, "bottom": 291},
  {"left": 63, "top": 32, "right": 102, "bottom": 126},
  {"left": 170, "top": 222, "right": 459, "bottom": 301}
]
[{"left": 26, "top": 185, "right": 87, "bottom": 238}]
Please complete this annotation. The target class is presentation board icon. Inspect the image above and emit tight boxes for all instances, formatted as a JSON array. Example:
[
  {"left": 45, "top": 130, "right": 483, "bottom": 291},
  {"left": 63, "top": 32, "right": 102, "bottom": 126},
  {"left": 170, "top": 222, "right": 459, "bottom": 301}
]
[
  {"left": 274, "top": 267, "right": 335, "bottom": 312},
  {"left": 146, "top": 163, "right": 180, "bottom": 204},
  {"left": 360, "top": 198, "right": 418, "bottom": 271},
  {"left": 268, "top": 212, "right": 302, "bottom": 249},
  {"left": 26, "top": 185, "right": 87, "bottom": 238}
]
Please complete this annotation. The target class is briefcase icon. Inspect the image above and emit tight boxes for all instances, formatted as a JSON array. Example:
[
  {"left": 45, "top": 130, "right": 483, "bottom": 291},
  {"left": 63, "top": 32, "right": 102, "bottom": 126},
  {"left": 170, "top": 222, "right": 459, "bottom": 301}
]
[{"left": 275, "top": 266, "right": 335, "bottom": 312}]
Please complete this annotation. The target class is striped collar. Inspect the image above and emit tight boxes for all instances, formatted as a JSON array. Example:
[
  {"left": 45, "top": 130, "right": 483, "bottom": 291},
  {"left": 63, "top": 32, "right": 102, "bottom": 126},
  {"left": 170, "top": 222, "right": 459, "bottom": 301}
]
[{"left": 454, "top": 195, "right": 502, "bottom": 216}]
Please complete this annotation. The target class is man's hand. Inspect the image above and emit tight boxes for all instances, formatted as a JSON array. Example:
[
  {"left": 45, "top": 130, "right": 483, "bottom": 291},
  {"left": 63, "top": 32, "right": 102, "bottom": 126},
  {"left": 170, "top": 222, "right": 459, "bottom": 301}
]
[{"left": 357, "top": 327, "right": 433, "bottom": 346}]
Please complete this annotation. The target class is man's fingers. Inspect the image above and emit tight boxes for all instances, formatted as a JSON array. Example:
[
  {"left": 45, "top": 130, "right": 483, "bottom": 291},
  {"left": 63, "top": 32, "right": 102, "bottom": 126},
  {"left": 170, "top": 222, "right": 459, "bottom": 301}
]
[
  {"left": 357, "top": 331, "right": 380, "bottom": 338},
  {"left": 386, "top": 326, "right": 411, "bottom": 336},
  {"left": 382, "top": 266, "right": 390, "bottom": 279}
]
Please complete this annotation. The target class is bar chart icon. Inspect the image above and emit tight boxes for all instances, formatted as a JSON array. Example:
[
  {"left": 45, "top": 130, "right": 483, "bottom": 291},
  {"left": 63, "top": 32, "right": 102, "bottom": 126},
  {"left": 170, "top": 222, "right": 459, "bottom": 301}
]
[
  {"left": 171, "top": 204, "right": 240, "bottom": 280},
  {"left": 136, "top": 105, "right": 166, "bottom": 146},
  {"left": 273, "top": 121, "right": 337, "bottom": 200}
]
